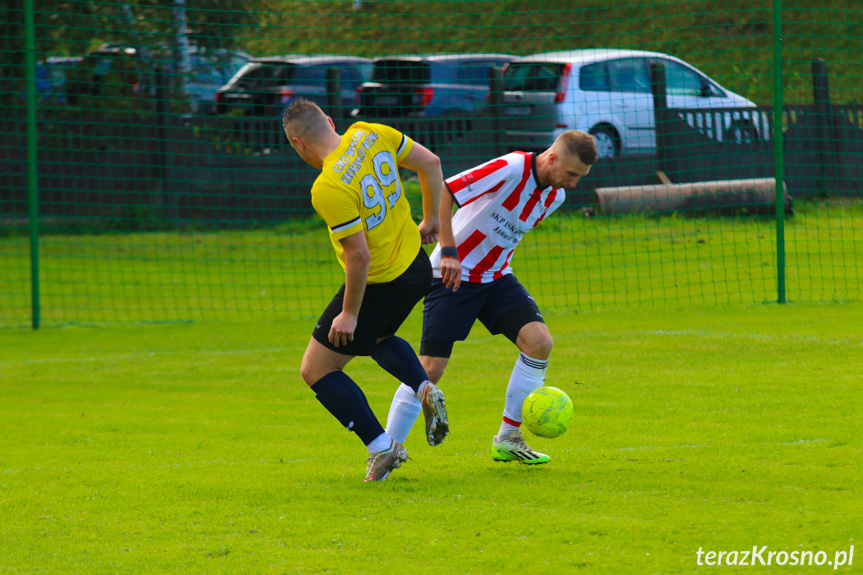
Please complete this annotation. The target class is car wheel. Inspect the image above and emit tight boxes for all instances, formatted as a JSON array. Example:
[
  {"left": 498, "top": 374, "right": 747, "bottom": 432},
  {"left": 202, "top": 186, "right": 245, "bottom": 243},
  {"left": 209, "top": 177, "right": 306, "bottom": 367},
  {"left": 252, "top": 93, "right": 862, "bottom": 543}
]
[
  {"left": 725, "top": 121, "right": 757, "bottom": 144},
  {"left": 589, "top": 126, "right": 618, "bottom": 159}
]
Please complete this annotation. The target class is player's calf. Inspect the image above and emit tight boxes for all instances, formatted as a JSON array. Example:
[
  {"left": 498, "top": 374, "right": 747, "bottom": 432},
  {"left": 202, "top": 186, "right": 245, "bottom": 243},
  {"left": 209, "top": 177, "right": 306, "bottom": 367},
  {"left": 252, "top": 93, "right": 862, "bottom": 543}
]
[{"left": 372, "top": 336, "right": 430, "bottom": 391}]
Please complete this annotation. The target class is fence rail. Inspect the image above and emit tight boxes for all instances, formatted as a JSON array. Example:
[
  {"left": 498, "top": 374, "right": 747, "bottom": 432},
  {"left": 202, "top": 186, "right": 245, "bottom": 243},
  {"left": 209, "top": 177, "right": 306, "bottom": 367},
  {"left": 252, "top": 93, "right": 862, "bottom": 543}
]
[
  {"left": 1, "top": 2, "right": 861, "bottom": 328},
  {"left": 3, "top": 96, "right": 860, "bottom": 229}
]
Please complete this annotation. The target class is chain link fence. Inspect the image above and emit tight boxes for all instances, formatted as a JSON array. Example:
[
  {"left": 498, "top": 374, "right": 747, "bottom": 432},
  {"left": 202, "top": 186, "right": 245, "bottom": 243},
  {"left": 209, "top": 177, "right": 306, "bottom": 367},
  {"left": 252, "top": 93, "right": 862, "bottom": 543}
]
[{"left": 1, "top": 0, "right": 860, "bottom": 328}]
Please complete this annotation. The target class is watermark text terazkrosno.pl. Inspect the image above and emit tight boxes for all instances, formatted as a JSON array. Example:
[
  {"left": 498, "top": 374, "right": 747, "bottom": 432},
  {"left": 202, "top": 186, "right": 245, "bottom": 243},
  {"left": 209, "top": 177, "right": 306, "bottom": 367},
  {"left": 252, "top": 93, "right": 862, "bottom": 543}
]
[{"left": 696, "top": 546, "right": 854, "bottom": 568}]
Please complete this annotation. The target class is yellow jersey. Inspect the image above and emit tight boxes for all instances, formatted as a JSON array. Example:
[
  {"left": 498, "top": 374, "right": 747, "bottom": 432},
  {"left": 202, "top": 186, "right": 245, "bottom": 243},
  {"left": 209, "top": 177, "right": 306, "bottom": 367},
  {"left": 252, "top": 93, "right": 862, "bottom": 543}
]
[{"left": 311, "top": 122, "right": 419, "bottom": 284}]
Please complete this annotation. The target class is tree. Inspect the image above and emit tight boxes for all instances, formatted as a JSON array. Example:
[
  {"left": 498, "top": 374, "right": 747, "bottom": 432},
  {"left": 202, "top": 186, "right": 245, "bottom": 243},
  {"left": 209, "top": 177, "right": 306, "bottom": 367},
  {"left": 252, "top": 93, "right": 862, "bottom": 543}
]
[{"left": 0, "top": 0, "right": 257, "bottom": 107}]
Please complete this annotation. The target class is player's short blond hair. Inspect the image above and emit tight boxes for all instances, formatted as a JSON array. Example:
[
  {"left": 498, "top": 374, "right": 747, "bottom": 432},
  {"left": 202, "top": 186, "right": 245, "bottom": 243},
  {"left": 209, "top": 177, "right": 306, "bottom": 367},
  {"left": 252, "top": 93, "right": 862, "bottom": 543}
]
[
  {"left": 553, "top": 130, "right": 598, "bottom": 166},
  {"left": 282, "top": 99, "right": 331, "bottom": 142}
]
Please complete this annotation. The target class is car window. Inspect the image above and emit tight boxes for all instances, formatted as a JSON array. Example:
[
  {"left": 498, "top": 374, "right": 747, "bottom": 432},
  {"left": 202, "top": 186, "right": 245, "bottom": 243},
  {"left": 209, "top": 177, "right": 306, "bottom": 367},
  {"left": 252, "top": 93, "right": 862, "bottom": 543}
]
[
  {"left": 357, "top": 62, "right": 372, "bottom": 83},
  {"left": 338, "top": 65, "right": 361, "bottom": 89},
  {"left": 370, "top": 60, "right": 431, "bottom": 84},
  {"left": 579, "top": 61, "right": 609, "bottom": 92},
  {"left": 608, "top": 58, "right": 651, "bottom": 93},
  {"left": 503, "top": 62, "right": 566, "bottom": 92},
  {"left": 188, "top": 56, "right": 217, "bottom": 84},
  {"left": 663, "top": 60, "right": 705, "bottom": 96},
  {"left": 704, "top": 79, "right": 726, "bottom": 98},
  {"left": 92, "top": 57, "right": 116, "bottom": 77},
  {"left": 457, "top": 62, "right": 493, "bottom": 86},
  {"left": 188, "top": 52, "right": 245, "bottom": 85},
  {"left": 217, "top": 65, "right": 236, "bottom": 84},
  {"left": 292, "top": 65, "right": 328, "bottom": 85},
  {"left": 502, "top": 63, "right": 531, "bottom": 91},
  {"left": 238, "top": 63, "right": 297, "bottom": 87},
  {"left": 218, "top": 55, "right": 250, "bottom": 85},
  {"left": 49, "top": 67, "right": 67, "bottom": 85},
  {"left": 428, "top": 62, "right": 454, "bottom": 83}
]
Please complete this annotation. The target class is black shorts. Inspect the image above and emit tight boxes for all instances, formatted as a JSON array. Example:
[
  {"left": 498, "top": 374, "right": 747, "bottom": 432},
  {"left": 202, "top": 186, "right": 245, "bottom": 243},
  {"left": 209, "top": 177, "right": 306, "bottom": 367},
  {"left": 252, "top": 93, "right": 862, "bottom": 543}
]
[
  {"left": 420, "top": 274, "right": 545, "bottom": 358},
  {"left": 313, "top": 248, "right": 432, "bottom": 356}
]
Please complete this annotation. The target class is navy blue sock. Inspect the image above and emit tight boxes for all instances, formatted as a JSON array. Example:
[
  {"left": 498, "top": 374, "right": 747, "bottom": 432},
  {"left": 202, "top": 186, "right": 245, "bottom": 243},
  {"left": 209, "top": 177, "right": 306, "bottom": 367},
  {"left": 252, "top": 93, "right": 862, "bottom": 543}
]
[
  {"left": 311, "top": 371, "right": 385, "bottom": 446},
  {"left": 371, "top": 336, "right": 429, "bottom": 393}
]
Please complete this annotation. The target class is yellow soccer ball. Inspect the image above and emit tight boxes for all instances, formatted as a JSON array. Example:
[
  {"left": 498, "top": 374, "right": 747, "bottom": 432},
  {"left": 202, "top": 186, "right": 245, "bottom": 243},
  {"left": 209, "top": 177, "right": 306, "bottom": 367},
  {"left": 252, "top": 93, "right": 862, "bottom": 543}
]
[{"left": 522, "top": 386, "right": 574, "bottom": 438}]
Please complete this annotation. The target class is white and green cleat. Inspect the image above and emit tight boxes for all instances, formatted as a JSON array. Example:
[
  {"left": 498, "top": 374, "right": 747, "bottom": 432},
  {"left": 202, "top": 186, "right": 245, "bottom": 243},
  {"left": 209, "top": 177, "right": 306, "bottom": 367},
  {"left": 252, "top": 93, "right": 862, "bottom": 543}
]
[
  {"left": 491, "top": 430, "right": 551, "bottom": 464},
  {"left": 364, "top": 441, "right": 408, "bottom": 482}
]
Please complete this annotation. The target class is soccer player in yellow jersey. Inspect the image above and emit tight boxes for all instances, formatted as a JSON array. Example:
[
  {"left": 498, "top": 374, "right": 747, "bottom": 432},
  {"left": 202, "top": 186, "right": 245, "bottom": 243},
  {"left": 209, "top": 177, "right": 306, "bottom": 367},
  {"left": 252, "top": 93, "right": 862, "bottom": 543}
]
[{"left": 282, "top": 99, "right": 450, "bottom": 482}]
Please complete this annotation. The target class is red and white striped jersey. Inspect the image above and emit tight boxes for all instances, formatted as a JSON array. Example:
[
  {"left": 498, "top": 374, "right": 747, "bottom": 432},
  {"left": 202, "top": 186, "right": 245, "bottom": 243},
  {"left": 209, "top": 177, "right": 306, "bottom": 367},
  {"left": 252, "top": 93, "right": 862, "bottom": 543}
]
[{"left": 430, "top": 151, "right": 565, "bottom": 284}]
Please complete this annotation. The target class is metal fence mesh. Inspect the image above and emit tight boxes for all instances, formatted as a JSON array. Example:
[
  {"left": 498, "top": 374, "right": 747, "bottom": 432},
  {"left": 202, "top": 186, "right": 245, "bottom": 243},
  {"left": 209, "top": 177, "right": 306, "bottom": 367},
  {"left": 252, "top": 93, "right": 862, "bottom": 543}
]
[{"left": 1, "top": 0, "right": 861, "bottom": 328}]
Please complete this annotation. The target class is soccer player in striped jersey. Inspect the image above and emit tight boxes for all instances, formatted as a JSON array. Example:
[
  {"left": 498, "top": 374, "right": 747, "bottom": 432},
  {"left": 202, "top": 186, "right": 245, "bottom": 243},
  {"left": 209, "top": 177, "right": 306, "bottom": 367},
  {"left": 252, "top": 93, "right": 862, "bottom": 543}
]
[
  {"left": 283, "top": 100, "right": 449, "bottom": 482},
  {"left": 385, "top": 130, "right": 597, "bottom": 464}
]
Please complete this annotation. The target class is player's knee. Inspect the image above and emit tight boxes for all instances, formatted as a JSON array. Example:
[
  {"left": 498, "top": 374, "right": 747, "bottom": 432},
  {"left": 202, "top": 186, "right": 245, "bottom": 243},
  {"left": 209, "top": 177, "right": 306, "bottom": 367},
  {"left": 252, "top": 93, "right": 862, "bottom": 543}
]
[
  {"left": 535, "top": 334, "right": 554, "bottom": 359},
  {"left": 300, "top": 356, "right": 321, "bottom": 387},
  {"left": 420, "top": 356, "right": 448, "bottom": 384},
  {"left": 300, "top": 368, "right": 316, "bottom": 387},
  {"left": 522, "top": 331, "right": 553, "bottom": 360}
]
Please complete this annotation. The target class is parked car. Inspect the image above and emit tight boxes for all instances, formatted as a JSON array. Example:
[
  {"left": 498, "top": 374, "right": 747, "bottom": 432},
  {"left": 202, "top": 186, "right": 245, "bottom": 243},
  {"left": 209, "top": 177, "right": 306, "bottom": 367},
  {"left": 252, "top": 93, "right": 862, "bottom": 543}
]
[
  {"left": 215, "top": 55, "right": 372, "bottom": 118},
  {"left": 501, "top": 49, "right": 760, "bottom": 158},
  {"left": 183, "top": 48, "right": 253, "bottom": 114},
  {"left": 66, "top": 43, "right": 251, "bottom": 113},
  {"left": 33, "top": 57, "right": 83, "bottom": 105},
  {"left": 66, "top": 44, "right": 147, "bottom": 102},
  {"left": 354, "top": 53, "right": 515, "bottom": 118}
]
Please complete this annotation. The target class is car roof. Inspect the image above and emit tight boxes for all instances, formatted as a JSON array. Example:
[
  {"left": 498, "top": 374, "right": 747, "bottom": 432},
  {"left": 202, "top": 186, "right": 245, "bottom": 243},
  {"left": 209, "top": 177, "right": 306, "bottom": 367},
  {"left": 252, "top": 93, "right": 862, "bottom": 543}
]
[
  {"left": 90, "top": 43, "right": 139, "bottom": 56},
  {"left": 40, "top": 56, "right": 84, "bottom": 65},
  {"left": 372, "top": 53, "right": 515, "bottom": 63},
  {"left": 513, "top": 49, "right": 684, "bottom": 65},
  {"left": 90, "top": 43, "right": 252, "bottom": 60},
  {"left": 250, "top": 54, "right": 372, "bottom": 65},
  {"left": 188, "top": 47, "right": 253, "bottom": 59}
]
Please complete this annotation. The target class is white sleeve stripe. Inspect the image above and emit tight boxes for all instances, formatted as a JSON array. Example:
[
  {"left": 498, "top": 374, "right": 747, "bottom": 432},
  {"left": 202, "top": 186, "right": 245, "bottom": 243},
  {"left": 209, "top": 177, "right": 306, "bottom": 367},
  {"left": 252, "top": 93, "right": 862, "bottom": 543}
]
[
  {"left": 444, "top": 181, "right": 461, "bottom": 208},
  {"left": 397, "top": 135, "right": 408, "bottom": 156},
  {"left": 331, "top": 217, "right": 362, "bottom": 234}
]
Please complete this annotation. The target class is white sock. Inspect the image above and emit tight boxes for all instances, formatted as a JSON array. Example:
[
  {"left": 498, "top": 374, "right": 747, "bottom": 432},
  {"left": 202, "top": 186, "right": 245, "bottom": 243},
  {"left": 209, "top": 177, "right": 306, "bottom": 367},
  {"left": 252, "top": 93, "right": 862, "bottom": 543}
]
[
  {"left": 415, "top": 380, "right": 429, "bottom": 400},
  {"left": 366, "top": 432, "right": 393, "bottom": 455},
  {"left": 500, "top": 353, "right": 549, "bottom": 434},
  {"left": 385, "top": 383, "right": 422, "bottom": 444},
  {"left": 497, "top": 420, "right": 521, "bottom": 437}
]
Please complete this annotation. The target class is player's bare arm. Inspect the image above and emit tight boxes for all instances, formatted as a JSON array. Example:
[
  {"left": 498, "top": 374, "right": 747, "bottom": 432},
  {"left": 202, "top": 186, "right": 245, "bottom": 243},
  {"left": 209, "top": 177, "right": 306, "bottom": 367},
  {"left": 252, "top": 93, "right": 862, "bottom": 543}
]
[
  {"left": 330, "top": 230, "right": 370, "bottom": 348},
  {"left": 438, "top": 188, "right": 462, "bottom": 292},
  {"left": 399, "top": 141, "right": 442, "bottom": 244}
]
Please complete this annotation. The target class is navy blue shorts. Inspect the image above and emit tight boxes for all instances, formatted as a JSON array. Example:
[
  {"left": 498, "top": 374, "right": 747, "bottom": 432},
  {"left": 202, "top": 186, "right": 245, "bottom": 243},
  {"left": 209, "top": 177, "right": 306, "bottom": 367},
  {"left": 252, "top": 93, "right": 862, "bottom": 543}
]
[
  {"left": 313, "top": 248, "right": 432, "bottom": 356},
  {"left": 420, "top": 274, "right": 544, "bottom": 358}
]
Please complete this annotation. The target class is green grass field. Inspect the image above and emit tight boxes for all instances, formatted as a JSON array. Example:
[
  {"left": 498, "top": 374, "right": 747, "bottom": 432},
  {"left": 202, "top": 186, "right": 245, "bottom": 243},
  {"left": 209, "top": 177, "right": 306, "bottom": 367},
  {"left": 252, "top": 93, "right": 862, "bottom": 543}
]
[
  {"left": 2, "top": 198, "right": 861, "bottom": 329},
  {"left": 1, "top": 302, "right": 860, "bottom": 573}
]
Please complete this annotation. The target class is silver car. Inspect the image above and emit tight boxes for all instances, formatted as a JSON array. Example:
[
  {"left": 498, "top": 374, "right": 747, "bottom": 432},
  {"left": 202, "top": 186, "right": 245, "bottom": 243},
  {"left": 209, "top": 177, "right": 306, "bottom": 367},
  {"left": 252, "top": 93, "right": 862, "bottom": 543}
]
[{"left": 501, "top": 49, "right": 761, "bottom": 158}]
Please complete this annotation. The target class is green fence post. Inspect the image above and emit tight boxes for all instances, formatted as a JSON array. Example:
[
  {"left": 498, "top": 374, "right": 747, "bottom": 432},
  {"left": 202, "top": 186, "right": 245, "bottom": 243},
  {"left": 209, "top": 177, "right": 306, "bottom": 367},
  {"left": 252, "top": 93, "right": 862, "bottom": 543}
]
[
  {"left": 650, "top": 62, "right": 670, "bottom": 178},
  {"left": 773, "top": 0, "right": 786, "bottom": 304},
  {"left": 326, "top": 67, "right": 342, "bottom": 133},
  {"left": 24, "top": 0, "right": 40, "bottom": 329},
  {"left": 812, "top": 58, "right": 836, "bottom": 191},
  {"left": 489, "top": 66, "right": 504, "bottom": 157}
]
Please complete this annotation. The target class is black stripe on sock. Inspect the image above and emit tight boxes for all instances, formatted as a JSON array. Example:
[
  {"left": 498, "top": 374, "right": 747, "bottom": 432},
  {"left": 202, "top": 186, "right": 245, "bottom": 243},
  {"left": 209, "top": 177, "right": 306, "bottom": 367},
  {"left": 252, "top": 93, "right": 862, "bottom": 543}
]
[{"left": 519, "top": 353, "right": 549, "bottom": 370}]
